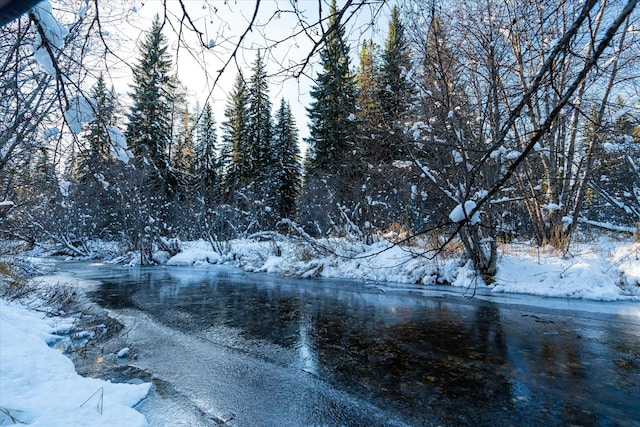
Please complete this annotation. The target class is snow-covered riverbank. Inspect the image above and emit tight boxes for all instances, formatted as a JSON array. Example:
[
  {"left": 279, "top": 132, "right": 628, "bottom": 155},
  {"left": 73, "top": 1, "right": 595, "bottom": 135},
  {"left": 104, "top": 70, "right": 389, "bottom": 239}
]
[
  {"left": 158, "top": 236, "right": 640, "bottom": 301},
  {"left": 0, "top": 294, "right": 150, "bottom": 426}
]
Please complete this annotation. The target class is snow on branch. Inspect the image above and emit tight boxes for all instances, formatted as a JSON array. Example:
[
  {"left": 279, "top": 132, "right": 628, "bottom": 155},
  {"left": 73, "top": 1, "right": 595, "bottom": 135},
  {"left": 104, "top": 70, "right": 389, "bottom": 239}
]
[
  {"left": 64, "top": 96, "right": 95, "bottom": 134},
  {"left": 449, "top": 201, "right": 481, "bottom": 225},
  {"left": 29, "top": 1, "right": 67, "bottom": 76},
  {"left": 579, "top": 218, "right": 638, "bottom": 233}
]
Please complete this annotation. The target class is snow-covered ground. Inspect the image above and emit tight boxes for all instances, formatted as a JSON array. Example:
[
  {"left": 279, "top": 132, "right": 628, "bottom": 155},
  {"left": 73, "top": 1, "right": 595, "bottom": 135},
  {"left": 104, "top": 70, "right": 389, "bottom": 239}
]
[
  {"left": 0, "top": 279, "right": 150, "bottom": 426},
  {"left": 1, "top": 235, "right": 638, "bottom": 426}
]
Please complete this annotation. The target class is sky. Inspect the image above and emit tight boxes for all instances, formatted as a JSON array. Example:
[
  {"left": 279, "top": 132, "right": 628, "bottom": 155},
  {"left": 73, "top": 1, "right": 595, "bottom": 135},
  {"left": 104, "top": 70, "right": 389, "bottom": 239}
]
[{"left": 96, "top": 0, "right": 396, "bottom": 153}]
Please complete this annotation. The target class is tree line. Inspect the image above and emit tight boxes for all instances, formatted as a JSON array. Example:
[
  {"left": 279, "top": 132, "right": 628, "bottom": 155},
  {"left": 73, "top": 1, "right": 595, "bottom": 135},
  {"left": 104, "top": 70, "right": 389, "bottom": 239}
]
[{"left": 0, "top": 0, "right": 638, "bottom": 272}]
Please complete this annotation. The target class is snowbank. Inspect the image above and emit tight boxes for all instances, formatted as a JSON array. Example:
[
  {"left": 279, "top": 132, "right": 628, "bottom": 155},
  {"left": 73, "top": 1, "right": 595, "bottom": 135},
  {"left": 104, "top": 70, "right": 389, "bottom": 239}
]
[
  {"left": 0, "top": 299, "right": 150, "bottom": 426},
  {"left": 165, "top": 240, "right": 223, "bottom": 266},
  {"left": 490, "top": 245, "right": 635, "bottom": 300},
  {"left": 160, "top": 237, "right": 640, "bottom": 301}
]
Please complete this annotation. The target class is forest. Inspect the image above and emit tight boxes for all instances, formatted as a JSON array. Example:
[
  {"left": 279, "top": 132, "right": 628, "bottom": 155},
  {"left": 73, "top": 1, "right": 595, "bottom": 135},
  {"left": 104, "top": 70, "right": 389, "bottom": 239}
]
[{"left": 0, "top": 0, "right": 638, "bottom": 275}]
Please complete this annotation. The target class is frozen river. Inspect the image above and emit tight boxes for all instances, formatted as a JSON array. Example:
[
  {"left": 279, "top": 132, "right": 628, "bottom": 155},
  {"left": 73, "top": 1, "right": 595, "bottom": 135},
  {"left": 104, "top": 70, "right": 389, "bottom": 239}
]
[{"left": 61, "top": 262, "right": 640, "bottom": 426}]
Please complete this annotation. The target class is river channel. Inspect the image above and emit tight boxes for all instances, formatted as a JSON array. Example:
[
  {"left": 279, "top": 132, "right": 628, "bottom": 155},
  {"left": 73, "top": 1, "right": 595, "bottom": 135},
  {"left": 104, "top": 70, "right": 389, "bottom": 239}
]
[{"left": 60, "top": 262, "right": 640, "bottom": 426}]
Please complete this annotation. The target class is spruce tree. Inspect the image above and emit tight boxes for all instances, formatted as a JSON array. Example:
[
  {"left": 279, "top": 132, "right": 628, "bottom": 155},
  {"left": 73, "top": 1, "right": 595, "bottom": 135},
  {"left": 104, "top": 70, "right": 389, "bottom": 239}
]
[
  {"left": 246, "top": 51, "right": 273, "bottom": 184},
  {"left": 125, "top": 14, "right": 177, "bottom": 263},
  {"left": 305, "top": 0, "right": 358, "bottom": 176},
  {"left": 195, "top": 101, "right": 218, "bottom": 196},
  {"left": 172, "top": 106, "right": 196, "bottom": 178},
  {"left": 379, "top": 5, "right": 414, "bottom": 160},
  {"left": 300, "top": 0, "right": 360, "bottom": 235},
  {"left": 28, "top": 146, "right": 65, "bottom": 239},
  {"left": 272, "top": 98, "right": 301, "bottom": 220},
  {"left": 168, "top": 82, "right": 189, "bottom": 167},
  {"left": 125, "top": 14, "right": 176, "bottom": 195},
  {"left": 221, "top": 73, "right": 250, "bottom": 194},
  {"left": 30, "top": 146, "right": 58, "bottom": 193},
  {"left": 356, "top": 40, "right": 384, "bottom": 164},
  {"left": 75, "top": 73, "right": 122, "bottom": 238},
  {"left": 81, "top": 73, "right": 118, "bottom": 175}
]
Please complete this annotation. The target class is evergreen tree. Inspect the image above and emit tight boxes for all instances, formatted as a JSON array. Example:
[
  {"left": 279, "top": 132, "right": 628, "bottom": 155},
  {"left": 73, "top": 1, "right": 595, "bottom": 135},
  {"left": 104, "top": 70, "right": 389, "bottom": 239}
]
[
  {"left": 300, "top": 0, "right": 361, "bottom": 235},
  {"left": 221, "top": 73, "right": 250, "bottom": 194},
  {"left": 172, "top": 105, "right": 196, "bottom": 176},
  {"left": 25, "top": 145, "right": 67, "bottom": 242},
  {"left": 356, "top": 39, "right": 408, "bottom": 232},
  {"left": 420, "top": 13, "right": 461, "bottom": 130},
  {"left": 125, "top": 14, "right": 176, "bottom": 196},
  {"left": 304, "top": 0, "right": 358, "bottom": 176},
  {"left": 74, "top": 73, "right": 123, "bottom": 239},
  {"left": 30, "top": 146, "right": 58, "bottom": 192},
  {"left": 356, "top": 40, "right": 384, "bottom": 164},
  {"left": 124, "top": 14, "right": 178, "bottom": 263},
  {"left": 80, "top": 73, "right": 118, "bottom": 175},
  {"left": 272, "top": 98, "right": 301, "bottom": 220},
  {"left": 246, "top": 51, "right": 273, "bottom": 184},
  {"left": 379, "top": 5, "right": 414, "bottom": 160},
  {"left": 168, "top": 82, "right": 189, "bottom": 167},
  {"left": 195, "top": 101, "right": 218, "bottom": 196}
]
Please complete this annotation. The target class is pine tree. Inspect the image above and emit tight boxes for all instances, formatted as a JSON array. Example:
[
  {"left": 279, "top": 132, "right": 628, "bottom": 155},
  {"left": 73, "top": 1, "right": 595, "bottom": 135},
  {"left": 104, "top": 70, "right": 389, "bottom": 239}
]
[
  {"left": 379, "top": 5, "right": 414, "bottom": 160},
  {"left": 272, "top": 98, "right": 301, "bottom": 220},
  {"left": 194, "top": 101, "right": 218, "bottom": 196},
  {"left": 304, "top": 0, "right": 358, "bottom": 176},
  {"left": 125, "top": 14, "right": 176, "bottom": 195},
  {"left": 221, "top": 73, "right": 250, "bottom": 194}
]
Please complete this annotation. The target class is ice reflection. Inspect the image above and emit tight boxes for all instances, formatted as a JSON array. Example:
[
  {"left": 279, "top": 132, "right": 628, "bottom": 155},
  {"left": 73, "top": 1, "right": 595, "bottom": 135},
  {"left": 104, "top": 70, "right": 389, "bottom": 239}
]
[{"left": 297, "top": 314, "right": 318, "bottom": 376}]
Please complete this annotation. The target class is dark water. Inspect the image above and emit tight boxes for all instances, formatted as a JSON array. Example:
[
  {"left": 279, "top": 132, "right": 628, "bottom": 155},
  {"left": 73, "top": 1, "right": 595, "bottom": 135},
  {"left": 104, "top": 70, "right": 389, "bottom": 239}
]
[{"left": 68, "top": 263, "right": 640, "bottom": 426}]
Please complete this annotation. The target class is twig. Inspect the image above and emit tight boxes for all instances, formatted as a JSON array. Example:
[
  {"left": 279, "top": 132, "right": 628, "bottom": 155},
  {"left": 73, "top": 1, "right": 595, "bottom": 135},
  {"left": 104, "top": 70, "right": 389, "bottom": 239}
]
[
  {"left": 0, "top": 406, "right": 25, "bottom": 424},
  {"left": 79, "top": 386, "right": 104, "bottom": 414}
]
